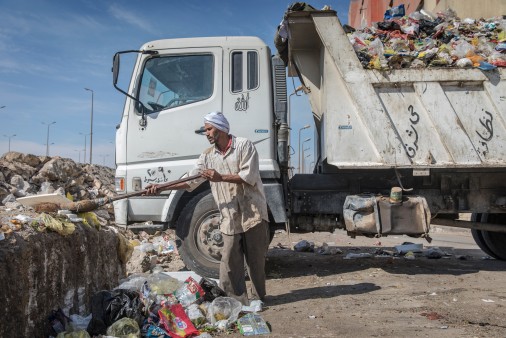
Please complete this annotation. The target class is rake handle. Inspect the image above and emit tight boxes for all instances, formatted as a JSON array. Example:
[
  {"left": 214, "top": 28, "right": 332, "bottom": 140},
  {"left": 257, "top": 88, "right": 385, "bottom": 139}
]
[{"left": 109, "top": 173, "right": 202, "bottom": 202}]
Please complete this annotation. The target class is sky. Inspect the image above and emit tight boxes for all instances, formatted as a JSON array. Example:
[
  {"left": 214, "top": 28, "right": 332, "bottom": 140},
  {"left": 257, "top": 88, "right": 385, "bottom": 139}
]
[{"left": 0, "top": 0, "right": 350, "bottom": 168}]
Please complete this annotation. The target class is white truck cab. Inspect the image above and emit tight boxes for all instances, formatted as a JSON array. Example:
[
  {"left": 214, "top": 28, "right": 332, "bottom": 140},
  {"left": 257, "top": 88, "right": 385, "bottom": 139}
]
[{"left": 112, "top": 37, "right": 288, "bottom": 277}]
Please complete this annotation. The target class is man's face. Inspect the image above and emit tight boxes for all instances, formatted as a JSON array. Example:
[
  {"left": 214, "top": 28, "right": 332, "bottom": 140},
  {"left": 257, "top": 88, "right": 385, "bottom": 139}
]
[{"left": 204, "top": 123, "right": 222, "bottom": 144}]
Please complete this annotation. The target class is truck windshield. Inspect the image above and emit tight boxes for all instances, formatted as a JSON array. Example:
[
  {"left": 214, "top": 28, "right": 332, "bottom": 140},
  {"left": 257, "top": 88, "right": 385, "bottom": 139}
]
[{"left": 138, "top": 54, "right": 214, "bottom": 112}]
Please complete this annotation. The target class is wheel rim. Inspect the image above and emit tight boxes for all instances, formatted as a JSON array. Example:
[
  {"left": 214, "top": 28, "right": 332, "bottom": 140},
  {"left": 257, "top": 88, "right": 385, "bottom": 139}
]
[{"left": 192, "top": 210, "right": 222, "bottom": 264}]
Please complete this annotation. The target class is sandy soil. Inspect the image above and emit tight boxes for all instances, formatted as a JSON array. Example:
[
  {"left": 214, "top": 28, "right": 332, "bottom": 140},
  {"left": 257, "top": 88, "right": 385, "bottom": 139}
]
[
  {"left": 250, "top": 227, "right": 506, "bottom": 338},
  {"left": 129, "top": 225, "right": 506, "bottom": 337}
]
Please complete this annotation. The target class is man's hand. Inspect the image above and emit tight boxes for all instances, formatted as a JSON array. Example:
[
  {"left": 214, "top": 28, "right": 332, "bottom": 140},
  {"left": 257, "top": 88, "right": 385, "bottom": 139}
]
[
  {"left": 201, "top": 169, "right": 223, "bottom": 182},
  {"left": 144, "top": 184, "right": 160, "bottom": 195}
]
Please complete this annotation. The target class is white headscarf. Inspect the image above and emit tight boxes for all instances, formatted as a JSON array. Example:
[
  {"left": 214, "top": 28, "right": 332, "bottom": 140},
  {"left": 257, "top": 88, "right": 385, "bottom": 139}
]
[{"left": 204, "top": 111, "right": 230, "bottom": 134}]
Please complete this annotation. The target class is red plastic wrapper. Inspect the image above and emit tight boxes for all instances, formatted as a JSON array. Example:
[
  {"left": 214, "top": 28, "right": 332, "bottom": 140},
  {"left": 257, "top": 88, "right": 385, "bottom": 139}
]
[
  {"left": 158, "top": 303, "right": 199, "bottom": 338},
  {"left": 173, "top": 277, "right": 205, "bottom": 307}
]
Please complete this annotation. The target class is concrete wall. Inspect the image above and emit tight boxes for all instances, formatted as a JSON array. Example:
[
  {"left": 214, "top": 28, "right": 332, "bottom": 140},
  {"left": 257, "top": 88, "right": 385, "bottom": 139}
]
[
  {"left": 348, "top": 0, "right": 505, "bottom": 28},
  {"left": 0, "top": 225, "right": 126, "bottom": 338},
  {"left": 426, "top": 0, "right": 506, "bottom": 19}
]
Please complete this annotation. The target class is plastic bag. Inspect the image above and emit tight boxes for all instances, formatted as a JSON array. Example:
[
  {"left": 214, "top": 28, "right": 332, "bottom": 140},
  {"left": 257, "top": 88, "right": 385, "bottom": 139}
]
[
  {"left": 158, "top": 304, "right": 199, "bottom": 338},
  {"left": 456, "top": 58, "right": 473, "bottom": 68},
  {"left": 293, "top": 240, "right": 314, "bottom": 252},
  {"left": 40, "top": 213, "right": 75, "bottom": 236},
  {"left": 136, "top": 242, "right": 156, "bottom": 252},
  {"left": 452, "top": 40, "right": 474, "bottom": 59},
  {"left": 367, "top": 38, "right": 384, "bottom": 57},
  {"left": 384, "top": 4, "right": 405, "bottom": 20},
  {"left": 116, "top": 276, "right": 149, "bottom": 292},
  {"left": 148, "top": 273, "right": 182, "bottom": 295},
  {"left": 237, "top": 313, "right": 270, "bottom": 336},
  {"left": 106, "top": 317, "right": 140, "bottom": 338},
  {"left": 206, "top": 297, "right": 242, "bottom": 328},
  {"left": 118, "top": 232, "right": 134, "bottom": 264},
  {"left": 151, "top": 235, "right": 175, "bottom": 254},
  {"left": 144, "top": 324, "right": 170, "bottom": 338},
  {"left": 199, "top": 277, "right": 227, "bottom": 304},
  {"left": 56, "top": 331, "right": 90, "bottom": 338},
  {"left": 173, "top": 277, "right": 205, "bottom": 307},
  {"left": 400, "top": 22, "right": 419, "bottom": 35},
  {"left": 69, "top": 314, "right": 92, "bottom": 331},
  {"left": 185, "top": 303, "right": 206, "bottom": 327},
  {"left": 87, "top": 290, "right": 144, "bottom": 336}
]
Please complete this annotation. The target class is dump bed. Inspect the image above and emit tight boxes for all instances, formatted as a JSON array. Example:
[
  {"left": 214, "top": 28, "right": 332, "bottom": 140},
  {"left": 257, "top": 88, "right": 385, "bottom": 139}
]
[{"left": 286, "top": 11, "right": 506, "bottom": 169}]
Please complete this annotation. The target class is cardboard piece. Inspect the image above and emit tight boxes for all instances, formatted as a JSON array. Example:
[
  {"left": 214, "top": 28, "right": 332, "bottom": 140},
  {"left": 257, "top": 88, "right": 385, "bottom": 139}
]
[{"left": 16, "top": 193, "right": 72, "bottom": 208}]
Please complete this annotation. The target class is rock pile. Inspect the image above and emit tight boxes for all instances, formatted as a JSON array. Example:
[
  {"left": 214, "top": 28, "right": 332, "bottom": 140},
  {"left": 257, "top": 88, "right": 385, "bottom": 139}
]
[{"left": 0, "top": 151, "right": 115, "bottom": 209}]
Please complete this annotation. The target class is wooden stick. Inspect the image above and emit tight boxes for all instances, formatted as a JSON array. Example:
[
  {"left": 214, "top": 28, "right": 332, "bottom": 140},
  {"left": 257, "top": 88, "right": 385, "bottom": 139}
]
[{"left": 60, "top": 173, "right": 202, "bottom": 213}]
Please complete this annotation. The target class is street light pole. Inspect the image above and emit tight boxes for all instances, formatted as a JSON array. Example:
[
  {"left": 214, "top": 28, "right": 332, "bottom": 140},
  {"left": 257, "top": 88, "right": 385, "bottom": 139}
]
[
  {"left": 302, "top": 138, "right": 311, "bottom": 174},
  {"left": 298, "top": 125, "right": 310, "bottom": 174},
  {"left": 43, "top": 121, "right": 56, "bottom": 156},
  {"left": 79, "top": 132, "right": 89, "bottom": 163},
  {"left": 305, "top": 153, "right": 311, "bottom": 174},
  {"left": 74, "top": 149, "right": 81, "bottom": 163},
  {"left": 84, "top": 88, "right": 94, "bottom": 164},
  {"left": 4, "top": 134, "right": 16, "bottom": 152}
]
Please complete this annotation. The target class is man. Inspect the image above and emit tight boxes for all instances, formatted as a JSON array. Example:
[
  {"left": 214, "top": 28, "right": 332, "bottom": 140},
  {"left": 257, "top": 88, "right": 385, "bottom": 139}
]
[{"left": 146, "top": 111, "right": 270, "bottom": 305}]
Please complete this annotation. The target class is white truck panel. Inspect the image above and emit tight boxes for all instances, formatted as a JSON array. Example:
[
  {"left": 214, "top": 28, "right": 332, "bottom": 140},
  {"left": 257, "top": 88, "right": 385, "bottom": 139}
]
[{"left": 288, "top": 11, "right": 506, "bottom": 169}]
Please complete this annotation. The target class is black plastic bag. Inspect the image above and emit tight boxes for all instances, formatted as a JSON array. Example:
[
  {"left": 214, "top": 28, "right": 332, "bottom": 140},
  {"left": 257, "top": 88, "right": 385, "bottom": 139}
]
[
  {"left": 87, "top": 289, "right": 144, "bottom": 336},
  {"left": 376, "top": 21, "right": 401, "bottom": 32},
  {"left": 199, "top": 278, "right": 227, "bottom": 303}
]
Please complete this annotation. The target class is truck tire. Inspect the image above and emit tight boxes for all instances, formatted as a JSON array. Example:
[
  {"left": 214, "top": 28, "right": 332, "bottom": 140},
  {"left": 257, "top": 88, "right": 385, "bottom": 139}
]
[
  {"left": 470, "top": 214, "right": 500, "bottom": 259},
  {"left": 176, "top": 191, "right": 221, "bottom": 278},
  {"left": 480, "top": 214, "right": 506, "bottom": 261}
]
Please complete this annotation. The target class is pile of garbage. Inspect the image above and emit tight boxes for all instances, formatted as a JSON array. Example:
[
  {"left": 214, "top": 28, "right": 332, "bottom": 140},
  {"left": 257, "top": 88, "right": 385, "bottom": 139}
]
[
  {"left": 124, "top": 230, "right": 184, "bottom": 275},
  {"left": 0, "top": 152, "right": 116, "bottom": 239},
  {"left": 348, "top": 5, "right": 506, "bottom": 70},
  {"left": 0, "top": 152, "right": 115, "bottom": 207},
  {"left": 49, "top": 272, "right": 270, "bottom": 338}
]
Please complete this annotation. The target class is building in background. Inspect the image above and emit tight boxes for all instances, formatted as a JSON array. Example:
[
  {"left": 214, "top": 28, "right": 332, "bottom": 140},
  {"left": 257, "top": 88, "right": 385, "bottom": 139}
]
[{"left": 348, "top": 0, "right": 506, "bottom": 28}]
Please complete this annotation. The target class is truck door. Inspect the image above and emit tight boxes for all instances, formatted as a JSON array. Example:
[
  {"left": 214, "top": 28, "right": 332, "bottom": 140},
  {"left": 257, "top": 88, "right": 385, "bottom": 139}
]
[{"left": 125, "top": 48, "right": 222, "bottom": 186}]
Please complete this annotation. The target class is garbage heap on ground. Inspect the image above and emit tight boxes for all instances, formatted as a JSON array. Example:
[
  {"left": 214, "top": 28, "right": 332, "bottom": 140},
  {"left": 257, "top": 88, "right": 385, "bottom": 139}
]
[
  {"left": 50, "top": 272, "right": 270, "bottom": 338},
  {"left": 0, "top": 152, "right": 116, "bottom": 238},
  {"left": 123, "top": 229, "right": 184, "bottom": 276},
  {"left": 347, "top": 5, "right": 506, "bottom": 70},
  {"left": 0, "top": 151, "right": 115, "bottom": 206}
]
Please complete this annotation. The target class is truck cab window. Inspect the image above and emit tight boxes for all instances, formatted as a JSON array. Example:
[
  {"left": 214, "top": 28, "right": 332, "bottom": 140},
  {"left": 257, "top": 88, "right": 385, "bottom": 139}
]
[
  {"left": 231, "top": 51, "right": 259, "bottom": 93},
  {"left": 247, "top": 51, "right": 258, "bottom": 90},
  {"left": 138, "top": 54, "right": 214, "bottom": 112},
  {"left": 232, "top": 52, "right": 243, "bottom": 92}
]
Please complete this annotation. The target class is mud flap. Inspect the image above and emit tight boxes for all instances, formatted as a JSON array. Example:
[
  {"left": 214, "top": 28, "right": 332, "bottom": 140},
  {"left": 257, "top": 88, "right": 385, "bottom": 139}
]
[{"left": 343, "top": 194, "right": 431, "bottom": 236}]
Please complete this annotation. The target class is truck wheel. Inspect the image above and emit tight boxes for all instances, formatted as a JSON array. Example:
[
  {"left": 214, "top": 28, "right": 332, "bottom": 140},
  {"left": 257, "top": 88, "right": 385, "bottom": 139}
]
[
  {"left": 176, "top": 191, "right": 221, "bottom": 279},
  {"left": 481, "top": 214, "right": 506, "bottom": 260},
  {"left": 470, "top": 214, "right": 500, "bottom": 259}
]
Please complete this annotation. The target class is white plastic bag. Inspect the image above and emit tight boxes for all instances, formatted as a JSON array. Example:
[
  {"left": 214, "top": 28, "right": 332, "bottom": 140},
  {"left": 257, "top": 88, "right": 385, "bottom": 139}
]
[{"left": 206, "top": 297, "right": 242, "bottom": 328}]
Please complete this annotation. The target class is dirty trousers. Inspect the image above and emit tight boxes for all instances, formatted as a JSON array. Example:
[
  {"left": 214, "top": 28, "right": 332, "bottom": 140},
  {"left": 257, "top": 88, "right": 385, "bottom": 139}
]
[{"left": 219, "top": 220, "right": 269, "bottom": 305}]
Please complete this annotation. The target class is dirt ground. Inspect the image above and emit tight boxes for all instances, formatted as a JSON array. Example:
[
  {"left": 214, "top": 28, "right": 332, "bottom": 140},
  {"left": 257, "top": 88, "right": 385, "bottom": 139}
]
[
  {"left": 161, "top": 225, "right": 506, "bottom": 338},
  {"left": 248, "top": 226, "right": 506, "bottom": 338},
  {"left": 154, "top": 227, "right": 506, "bottom": 338}
]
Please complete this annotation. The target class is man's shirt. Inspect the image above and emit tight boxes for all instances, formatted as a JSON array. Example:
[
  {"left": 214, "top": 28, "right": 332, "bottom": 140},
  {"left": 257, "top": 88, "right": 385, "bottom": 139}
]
[{"left": 187, "top": 135, "right": 269, "bottom": 235}]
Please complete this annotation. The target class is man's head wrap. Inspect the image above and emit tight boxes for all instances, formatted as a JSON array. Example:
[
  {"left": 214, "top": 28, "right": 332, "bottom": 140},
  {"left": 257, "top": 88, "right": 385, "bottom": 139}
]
[{"left": 204, "top": 111, "right": 230, "bottom": 134}]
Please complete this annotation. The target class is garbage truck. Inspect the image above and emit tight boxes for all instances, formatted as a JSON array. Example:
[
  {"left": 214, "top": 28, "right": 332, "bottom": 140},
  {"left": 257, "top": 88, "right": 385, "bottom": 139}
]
[{"left": 112, "top": 9, "right": 506, "bottom": 278}]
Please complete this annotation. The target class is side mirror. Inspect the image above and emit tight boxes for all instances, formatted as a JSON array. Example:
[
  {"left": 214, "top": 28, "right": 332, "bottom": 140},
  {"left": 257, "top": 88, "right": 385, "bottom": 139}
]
[{"left": 112, "top": 53, "right": 120, "bottom": 85}]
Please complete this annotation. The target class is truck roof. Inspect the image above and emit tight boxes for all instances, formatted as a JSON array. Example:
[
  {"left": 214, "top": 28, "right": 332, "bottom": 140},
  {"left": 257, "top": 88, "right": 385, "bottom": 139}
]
[{"left": 141, "top": 36, "right": 268, "bottom": 51}]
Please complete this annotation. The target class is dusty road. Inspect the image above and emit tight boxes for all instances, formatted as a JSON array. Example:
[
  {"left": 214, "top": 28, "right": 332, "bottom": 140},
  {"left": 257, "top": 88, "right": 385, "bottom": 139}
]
[{"left": 229, "top": 226, "right": 506, "bottom": 337}]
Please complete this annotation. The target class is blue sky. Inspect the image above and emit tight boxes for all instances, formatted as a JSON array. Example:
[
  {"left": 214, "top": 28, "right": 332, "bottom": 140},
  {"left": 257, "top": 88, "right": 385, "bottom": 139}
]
[{"left": 0, "top": 0, "right": 349, "bottom": 168}]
